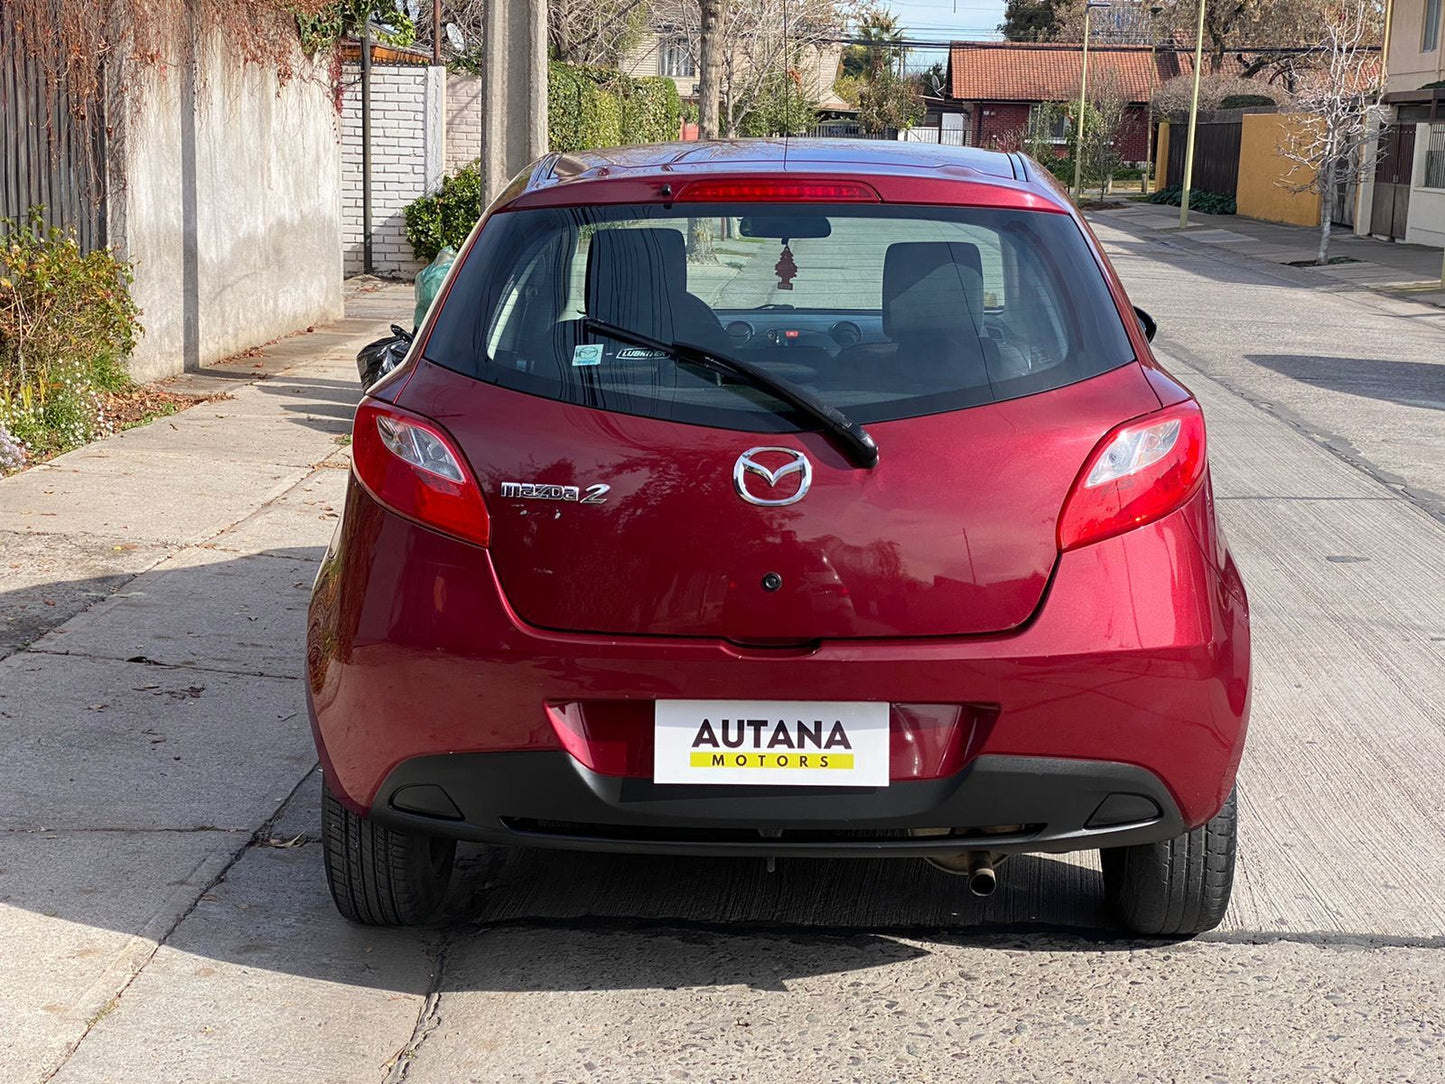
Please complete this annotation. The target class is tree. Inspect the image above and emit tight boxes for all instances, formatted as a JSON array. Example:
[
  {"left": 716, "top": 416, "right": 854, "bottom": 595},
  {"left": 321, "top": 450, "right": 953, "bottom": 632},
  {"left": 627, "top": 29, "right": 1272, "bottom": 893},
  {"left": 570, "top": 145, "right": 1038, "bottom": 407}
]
[
  {"left": 547, "top": 0, "right": 654, "bottom": 65},
  {"left": 1151, "top": 71, "right": 1293, "bottom": 117},
  {"left": 739, "top": 71, "right": 819, "bottom": 135},
  {"left": 856, "top": 6, "right": 905, "bottom": 77},
  {"left": 919, "top": 60, "right": 947, "bottom": 98},
  {"left": 1274, "top": 0, "right": 1384, "bottom": 265},
  {"left": 856, "top": 72, "right": 924, "bottom": 132},
  {"left": 662, "top": 0, "right": 847, "bottom": 138},
  {"left": 697, "top": 0, "right": 727, "bottom": 139},
  {"left": 1054, "top": 0, "right": 1363, "bottom": 75},
  {"left": 1000, "top": 0, "right": 1067, "bottom": 41},
  {"left": 1079, "top": 69, "right": 1129, "bottom": 199}
]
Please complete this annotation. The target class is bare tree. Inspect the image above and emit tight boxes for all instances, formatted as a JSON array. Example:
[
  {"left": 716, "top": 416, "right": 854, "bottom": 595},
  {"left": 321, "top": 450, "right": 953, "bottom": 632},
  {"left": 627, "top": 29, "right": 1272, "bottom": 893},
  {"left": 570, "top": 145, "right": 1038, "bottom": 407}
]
[
  {"left": 431, "top": 0, "right": 652, "bottom": 68},
  {"left": 1274, "top": 0, "right": 1383, "bottom": 265},
  {"left": 663, "top": 0, "right": 849, "bottom": 137},
  {"left": 1083, "top": 68, "right": 1130, "bottom": 200},
  {"left": 1054, "top": 0, "right": 1353, "bottom": 74},
  {"left": 697, "top": 0, "right": 727, "bottom": 139}
]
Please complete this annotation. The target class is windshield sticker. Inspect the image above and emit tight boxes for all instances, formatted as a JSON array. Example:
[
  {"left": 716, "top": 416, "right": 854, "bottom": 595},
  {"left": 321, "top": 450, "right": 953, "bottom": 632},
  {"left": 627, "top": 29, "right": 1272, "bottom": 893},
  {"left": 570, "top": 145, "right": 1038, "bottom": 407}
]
[
  {"left": 617, "top": 347, "right": 668, "bottom": 360},
  {"left": 572, "top": 344, "right": 603, "bottom": 366}
]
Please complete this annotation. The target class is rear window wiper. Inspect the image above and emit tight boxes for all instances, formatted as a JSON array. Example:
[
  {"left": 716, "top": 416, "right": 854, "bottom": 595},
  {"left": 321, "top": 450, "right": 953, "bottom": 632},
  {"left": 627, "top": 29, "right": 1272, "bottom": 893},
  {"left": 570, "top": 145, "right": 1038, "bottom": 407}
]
[{"left": 581, "top": 316, "right": 879, "bottom": 470}]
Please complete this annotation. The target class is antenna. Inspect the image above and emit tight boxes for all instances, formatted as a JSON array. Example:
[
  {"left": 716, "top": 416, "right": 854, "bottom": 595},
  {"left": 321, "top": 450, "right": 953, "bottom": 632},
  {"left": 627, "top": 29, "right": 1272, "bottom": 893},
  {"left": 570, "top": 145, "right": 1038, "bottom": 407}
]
[{"left": 783, "top": 0, "right": 791, "bottom": 146}]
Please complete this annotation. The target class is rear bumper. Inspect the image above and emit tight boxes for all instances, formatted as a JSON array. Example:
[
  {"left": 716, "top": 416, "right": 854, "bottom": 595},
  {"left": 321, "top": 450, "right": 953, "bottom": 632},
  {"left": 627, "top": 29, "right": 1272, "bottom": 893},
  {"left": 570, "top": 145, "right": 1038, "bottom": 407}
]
[
  {"left": 372, "top": 751, "right": 1185, "bottom": 856},
  {"left": 307, "top": 477, "right": 1250, "bottom": 839}
]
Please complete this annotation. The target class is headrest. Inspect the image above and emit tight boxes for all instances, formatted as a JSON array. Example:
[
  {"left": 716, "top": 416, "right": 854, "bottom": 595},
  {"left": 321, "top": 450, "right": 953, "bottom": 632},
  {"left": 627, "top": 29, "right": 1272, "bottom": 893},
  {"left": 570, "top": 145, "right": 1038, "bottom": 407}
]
[
  {"left": 883, "top": 241, "right": 985, "bottom": 338},
  {"left": 585, "top": 228, "right": 688, "bottom": 338}
]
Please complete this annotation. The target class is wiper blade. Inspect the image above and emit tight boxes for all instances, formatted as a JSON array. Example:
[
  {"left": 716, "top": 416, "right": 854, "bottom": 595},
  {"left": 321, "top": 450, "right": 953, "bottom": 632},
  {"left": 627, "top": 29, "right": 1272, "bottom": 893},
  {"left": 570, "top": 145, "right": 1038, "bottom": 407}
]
[{"left": 581, "top": 317, "right": 879, "bottom": 470}]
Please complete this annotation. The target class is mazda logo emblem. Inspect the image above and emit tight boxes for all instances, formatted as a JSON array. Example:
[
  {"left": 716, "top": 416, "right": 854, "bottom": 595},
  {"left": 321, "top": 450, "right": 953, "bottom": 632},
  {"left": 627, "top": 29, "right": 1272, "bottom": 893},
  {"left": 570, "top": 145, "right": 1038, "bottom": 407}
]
[{"left": 733, "top": 447, "right": 812, "bottom": 506}]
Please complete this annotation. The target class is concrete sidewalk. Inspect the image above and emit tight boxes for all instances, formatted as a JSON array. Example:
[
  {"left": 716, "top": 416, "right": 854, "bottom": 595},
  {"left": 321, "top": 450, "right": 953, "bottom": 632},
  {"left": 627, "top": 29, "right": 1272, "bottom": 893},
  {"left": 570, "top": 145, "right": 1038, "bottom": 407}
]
[
  {"left": 0, "top": 282, "right": 410, "bottom": 1082},
  {"left": 1098, "top": 201, "right": 1445, "bottom": 308}
]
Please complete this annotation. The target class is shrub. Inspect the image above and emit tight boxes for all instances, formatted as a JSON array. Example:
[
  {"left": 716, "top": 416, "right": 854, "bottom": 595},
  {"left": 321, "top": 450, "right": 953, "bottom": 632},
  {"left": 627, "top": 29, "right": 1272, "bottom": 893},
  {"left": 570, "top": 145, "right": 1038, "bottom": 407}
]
[
  {"left": 1146, "top": 184, "right": 1236, "bottom": 215},
  {"left": 406, "top": 65, "right": 684, "bottom": 261},
  {"left": 0, "top": 209, "right": 141, "bottom": 464},
  {"left": 1219, "top": 94, "right": 1277, "bottom": 110},
  {"left": 1152, "top": 74, "right": 1291, "bottom": 118},
  {"left": 549, "top": 63, "right": 681, "bottom": 154},
  {"left": 403, "top": 163, "right": 485, "bottom": 264},
  {"left": 739, "top": 72, "right": 818, "bottom": 137}
]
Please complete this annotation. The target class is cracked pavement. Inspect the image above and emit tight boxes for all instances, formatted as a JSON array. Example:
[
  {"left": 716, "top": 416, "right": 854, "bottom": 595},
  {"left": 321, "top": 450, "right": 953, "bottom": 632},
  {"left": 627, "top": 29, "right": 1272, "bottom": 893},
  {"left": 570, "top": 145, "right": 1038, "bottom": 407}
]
[{"left": 2, "top": 233, "right": 1444, "bottom": 1082}]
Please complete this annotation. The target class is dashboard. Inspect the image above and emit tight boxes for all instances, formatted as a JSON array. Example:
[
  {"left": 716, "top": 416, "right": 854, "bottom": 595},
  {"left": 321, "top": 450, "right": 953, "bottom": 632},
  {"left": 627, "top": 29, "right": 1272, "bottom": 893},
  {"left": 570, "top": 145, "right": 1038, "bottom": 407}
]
[{"left": 718, "top": 308, "right": 886, "bottom": 356}]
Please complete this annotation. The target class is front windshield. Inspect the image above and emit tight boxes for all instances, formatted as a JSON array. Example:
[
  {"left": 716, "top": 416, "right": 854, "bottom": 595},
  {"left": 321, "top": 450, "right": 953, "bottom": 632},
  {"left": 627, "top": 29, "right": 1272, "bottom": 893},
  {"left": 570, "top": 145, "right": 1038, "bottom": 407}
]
[{"left": 424, "top": 202, "right": 1135, "bottom": 432}]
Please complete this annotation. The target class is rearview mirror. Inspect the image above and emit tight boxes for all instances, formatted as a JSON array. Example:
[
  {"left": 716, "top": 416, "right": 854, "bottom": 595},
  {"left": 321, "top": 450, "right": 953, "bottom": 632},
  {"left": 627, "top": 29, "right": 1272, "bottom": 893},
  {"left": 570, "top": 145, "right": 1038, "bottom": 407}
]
[
  {"left": 1134, "top": 306, "right": 1157, "bottom": 343},
  {"left": 738, "top": 215, "right": 831, "bottom": 240}
]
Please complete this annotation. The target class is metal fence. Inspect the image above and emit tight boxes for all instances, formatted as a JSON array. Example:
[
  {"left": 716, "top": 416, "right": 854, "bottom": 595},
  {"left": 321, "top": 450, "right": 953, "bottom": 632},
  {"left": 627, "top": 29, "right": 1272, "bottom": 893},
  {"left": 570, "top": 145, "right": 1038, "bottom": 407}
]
[
  {"left": 0, "top": 19, "right": 108, "bottom": 250},
  {"left": 803, "top": 124, "right": 968, "bottom": 146},
  {"left": 1166, "top": 120, "right": 1243, "bottom": 197},
  {"left": 1425, "top": 123, "right": 1445, "bottom": 191}
]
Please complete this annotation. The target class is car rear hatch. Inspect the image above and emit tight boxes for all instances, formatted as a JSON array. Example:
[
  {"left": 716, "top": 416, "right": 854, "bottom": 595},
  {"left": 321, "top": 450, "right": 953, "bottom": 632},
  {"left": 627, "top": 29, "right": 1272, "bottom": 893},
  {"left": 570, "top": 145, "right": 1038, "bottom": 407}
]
[
  {"left": 408, "top": 195, "right": 1155, "bottom": 641},
  {"left": 405, "top": 361, "right": 1158, "bottom": 640}
]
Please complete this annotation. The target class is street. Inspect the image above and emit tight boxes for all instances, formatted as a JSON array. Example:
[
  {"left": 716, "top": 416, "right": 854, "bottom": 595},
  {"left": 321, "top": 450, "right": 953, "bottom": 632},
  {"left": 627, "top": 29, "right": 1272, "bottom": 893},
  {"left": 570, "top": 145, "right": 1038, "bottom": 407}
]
[{"left": 3, "top": 227, "right": 1444, "bottom": 1083}]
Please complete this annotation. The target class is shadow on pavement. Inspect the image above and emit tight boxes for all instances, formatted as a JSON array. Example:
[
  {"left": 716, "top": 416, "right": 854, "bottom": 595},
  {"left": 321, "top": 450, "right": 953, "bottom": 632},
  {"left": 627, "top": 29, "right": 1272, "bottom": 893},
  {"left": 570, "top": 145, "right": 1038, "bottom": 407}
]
[
  {"left": 1247, "top": 354, "right": 1445, "bottom": 411},
  {"left": 0, "top": 552, "right": 1148, "bottom": 1010}
]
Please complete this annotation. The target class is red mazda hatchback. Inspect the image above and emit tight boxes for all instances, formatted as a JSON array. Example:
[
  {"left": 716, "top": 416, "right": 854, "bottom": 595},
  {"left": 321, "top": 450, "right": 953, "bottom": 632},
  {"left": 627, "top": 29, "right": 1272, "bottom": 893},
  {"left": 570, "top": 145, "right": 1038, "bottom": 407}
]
[{"left": 308, "top": 140, "right": 1250, "bottom": 936}]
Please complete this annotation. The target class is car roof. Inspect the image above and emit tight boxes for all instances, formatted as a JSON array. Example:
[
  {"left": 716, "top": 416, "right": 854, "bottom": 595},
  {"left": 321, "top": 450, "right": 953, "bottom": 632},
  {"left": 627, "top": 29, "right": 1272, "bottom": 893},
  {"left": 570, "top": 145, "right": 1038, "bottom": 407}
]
[{"left": 505, "top": 138, "right": 1071, "bottom": 213}]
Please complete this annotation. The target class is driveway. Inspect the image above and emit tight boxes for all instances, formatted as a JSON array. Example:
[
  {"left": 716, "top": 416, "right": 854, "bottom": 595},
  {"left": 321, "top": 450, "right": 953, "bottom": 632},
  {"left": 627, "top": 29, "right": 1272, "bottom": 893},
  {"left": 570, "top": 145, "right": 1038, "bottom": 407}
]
[{"left": 2, "top": 254, "right": 1443, "bottom": 1082}]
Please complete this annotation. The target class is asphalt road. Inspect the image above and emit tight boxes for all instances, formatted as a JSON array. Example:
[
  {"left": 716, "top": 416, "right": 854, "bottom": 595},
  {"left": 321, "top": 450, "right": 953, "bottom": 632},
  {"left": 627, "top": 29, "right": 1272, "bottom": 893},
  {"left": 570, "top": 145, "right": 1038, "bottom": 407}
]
[{"left": 3, "top": 239, "right": 1445, "bottom": 1083}]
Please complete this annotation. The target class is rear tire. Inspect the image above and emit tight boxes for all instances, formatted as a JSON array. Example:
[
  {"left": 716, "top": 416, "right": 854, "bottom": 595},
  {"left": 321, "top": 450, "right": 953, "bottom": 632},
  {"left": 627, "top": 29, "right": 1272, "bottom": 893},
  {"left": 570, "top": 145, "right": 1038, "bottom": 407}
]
[
  {"left": 321, "top": 779, "right": 455, "bottom": 926},
  {"left": 1101, "top": 788, "right": 1237, "bottom": 937}
]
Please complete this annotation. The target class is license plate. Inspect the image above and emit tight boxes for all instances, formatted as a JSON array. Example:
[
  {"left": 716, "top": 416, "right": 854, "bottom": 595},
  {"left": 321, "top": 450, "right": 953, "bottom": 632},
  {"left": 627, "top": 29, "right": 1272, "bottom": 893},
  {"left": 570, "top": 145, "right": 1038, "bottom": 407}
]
[{"left": 653, "top": 700, "right": 890, "bottom": 787}]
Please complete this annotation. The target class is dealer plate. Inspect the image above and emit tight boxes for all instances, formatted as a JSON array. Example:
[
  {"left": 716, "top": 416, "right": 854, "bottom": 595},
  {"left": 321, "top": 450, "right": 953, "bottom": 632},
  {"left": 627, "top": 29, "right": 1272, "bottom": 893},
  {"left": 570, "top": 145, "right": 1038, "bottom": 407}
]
[{"left": 653, "top": 700, "right": 890, "bottom": 787}]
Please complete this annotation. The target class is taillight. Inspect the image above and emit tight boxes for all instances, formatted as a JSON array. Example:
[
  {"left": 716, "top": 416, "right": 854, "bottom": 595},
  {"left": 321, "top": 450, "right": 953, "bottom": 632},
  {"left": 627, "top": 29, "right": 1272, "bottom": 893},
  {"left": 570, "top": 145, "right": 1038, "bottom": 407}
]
[
  {"left": 673, "top": 179, "right": 881, "bottom": 202},
  {"left": 1057, "top": 401, "right": 1206, "bottom": 551},
  {"left": 351, "top": 401, "right": 490, "bottom": 547}
]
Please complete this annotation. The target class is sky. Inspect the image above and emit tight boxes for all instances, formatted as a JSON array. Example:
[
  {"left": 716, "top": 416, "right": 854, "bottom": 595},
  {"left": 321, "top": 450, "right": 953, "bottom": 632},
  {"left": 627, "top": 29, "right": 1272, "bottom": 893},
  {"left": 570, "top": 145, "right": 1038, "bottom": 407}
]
[
  {"left": 879, "top": 0, "right": 1007, "bottom": 73},
  {"left": 884, "top": 0, "right": 1007, "bottom": 41}
]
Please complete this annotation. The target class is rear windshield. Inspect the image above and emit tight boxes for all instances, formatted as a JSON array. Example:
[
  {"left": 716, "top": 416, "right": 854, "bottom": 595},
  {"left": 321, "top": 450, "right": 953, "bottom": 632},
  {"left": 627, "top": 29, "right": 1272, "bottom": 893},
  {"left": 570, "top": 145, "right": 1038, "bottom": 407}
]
[{"left": 423, "top": 202, "right": 1135, "bottom": 431}]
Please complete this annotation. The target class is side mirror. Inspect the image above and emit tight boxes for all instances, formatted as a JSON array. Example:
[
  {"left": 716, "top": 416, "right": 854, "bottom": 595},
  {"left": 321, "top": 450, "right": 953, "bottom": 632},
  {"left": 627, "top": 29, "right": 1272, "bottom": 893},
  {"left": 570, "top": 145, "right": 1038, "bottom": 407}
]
[{"left": 1133, "top": 306, "right": 1157, "bottom": 343}]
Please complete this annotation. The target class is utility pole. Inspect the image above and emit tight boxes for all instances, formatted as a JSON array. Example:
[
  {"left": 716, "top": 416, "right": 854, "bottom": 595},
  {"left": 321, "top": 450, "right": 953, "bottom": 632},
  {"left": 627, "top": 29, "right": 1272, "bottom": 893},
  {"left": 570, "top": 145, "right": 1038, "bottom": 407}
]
[
  {"left": 1179, "top": 0, "right": 1207, "bottom": 228},
  {"left": 361, "top": 19, "right": 373, "bottom": 274},
  {"left": 1072, "top": 2, "right": 1110, "bottom": 200},
  {"left": 480, "top": 0, "right": 548, "bottom": 202}
]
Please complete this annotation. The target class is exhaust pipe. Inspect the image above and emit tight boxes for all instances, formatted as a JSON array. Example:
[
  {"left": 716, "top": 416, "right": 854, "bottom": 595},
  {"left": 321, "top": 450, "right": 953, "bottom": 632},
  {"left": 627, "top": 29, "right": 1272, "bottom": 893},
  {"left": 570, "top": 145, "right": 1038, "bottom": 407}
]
[
  {"left": 966, "top": 853, "right": 997, "bottom": 898},
  {"left": 924, "top": 849, "right": 1001, "bottom": 896}
]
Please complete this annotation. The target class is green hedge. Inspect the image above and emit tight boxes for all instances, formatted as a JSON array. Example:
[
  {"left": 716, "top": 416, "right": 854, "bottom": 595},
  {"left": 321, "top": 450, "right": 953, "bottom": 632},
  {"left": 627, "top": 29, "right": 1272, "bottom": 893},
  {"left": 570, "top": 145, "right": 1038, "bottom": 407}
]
[
  {"left": 1146, "top": 184, "right": 1236, "bottom": 215},
  {"left": 406, "top": 65, "right": 684, "bottom": 261},
  {"left": 548, "top": 64, "right": 682, "bottom": 153},
  {"left": 1219, "top": 94, "right": 1276, "bottom": 109}
]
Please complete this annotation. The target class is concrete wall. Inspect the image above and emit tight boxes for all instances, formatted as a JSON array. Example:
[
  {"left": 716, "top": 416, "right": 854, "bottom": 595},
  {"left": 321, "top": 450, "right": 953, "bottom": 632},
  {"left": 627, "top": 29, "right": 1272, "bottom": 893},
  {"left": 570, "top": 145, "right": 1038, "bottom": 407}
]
[
  {"left": 1386, "top": 0, "right": 1445, "bottom": 95},
  {"left": 339, "top": 61, "right": 445, "bottom": 279},
  {"left": 1406, "top": 121, "right": 1445, "bottom": 246},
  {"left": 114, "top": 33, "right": 344, "bottom": 382},
  {"left": 1235, "top": 113, "right": 1320, "bottom": 228},
  {"left": 446, "top": 74, "right": 483, "bottom": 173}
]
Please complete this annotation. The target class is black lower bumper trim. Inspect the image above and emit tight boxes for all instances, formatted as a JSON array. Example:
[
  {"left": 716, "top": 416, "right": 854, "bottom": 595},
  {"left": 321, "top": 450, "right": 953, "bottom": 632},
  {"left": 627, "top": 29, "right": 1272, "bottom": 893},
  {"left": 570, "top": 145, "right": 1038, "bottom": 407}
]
[{"left": 365, "top": 751, "right": 1187, "bottom": 857}]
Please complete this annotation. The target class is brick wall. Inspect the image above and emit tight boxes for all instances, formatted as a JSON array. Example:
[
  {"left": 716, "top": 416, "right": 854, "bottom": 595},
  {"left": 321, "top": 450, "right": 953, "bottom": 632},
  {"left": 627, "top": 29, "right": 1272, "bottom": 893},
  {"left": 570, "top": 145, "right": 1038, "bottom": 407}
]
[
  {"left": 1119, "top": 106, "right": 1150, "bottom": 163},
  {"left": 972, "top": 103, "right": 1032, "bottom": 150},
  {"left": 967, "top": 101, "right": 1153, "bottom": 163},
  {"left": 445, "top": 74, "right": 483, "bottom": 174},
  {"left": 340, "top": 61, "right": 445, "bottom": 279}
]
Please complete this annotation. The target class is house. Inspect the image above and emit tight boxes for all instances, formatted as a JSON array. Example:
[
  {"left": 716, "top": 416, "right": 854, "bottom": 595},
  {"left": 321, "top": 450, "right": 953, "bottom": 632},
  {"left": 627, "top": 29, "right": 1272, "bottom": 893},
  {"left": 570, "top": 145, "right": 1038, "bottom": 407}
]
[
  {"left": 621, "top": 23, "right": 849, "bottom": 114},
  {"left": 945, "top": 41, "right": 1191, "bottom": 163},
  {"left": 1369, "top": 0, "right": 1445, "bottom": 246}
]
